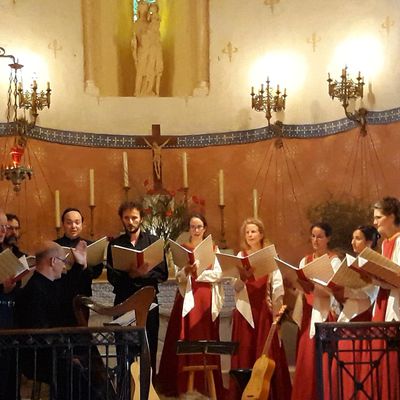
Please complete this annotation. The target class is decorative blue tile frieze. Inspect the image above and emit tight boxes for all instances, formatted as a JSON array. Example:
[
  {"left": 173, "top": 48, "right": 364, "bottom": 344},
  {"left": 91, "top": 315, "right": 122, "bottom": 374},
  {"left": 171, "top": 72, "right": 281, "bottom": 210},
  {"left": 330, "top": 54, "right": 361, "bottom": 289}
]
[{"left": 1, "top": 106, "right": 399, "bottom": 148}]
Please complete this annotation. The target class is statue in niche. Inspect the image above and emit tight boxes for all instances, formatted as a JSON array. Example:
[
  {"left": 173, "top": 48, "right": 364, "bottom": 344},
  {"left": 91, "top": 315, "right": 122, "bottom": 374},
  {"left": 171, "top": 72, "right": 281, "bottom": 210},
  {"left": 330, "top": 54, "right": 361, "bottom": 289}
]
[{"left": 132, "top": 1, "right": 163, "bottom": 96}]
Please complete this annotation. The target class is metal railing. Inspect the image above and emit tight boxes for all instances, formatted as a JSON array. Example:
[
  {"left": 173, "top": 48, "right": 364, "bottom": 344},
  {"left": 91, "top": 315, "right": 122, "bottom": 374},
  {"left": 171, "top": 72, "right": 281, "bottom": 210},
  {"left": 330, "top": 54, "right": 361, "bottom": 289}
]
[
  {"left": 315, "top": 321, "right": 400, "bottom": 400},
  {"left": 0, "top": 326, "right": 151, "bottom": 400}
]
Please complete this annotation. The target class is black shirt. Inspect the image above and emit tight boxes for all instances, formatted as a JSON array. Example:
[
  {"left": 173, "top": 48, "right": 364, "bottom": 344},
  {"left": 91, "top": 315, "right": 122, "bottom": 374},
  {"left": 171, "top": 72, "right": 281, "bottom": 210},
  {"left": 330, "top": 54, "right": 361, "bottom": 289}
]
[{"left": 107, "top": 231, "right": 168, "bottom": 305}]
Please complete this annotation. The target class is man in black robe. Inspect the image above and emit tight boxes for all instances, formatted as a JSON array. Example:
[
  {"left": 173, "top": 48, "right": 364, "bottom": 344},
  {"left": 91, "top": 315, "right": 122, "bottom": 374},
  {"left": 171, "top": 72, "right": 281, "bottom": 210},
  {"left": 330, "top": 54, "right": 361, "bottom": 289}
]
[
  {"left": 4, "top": 213, "right": 27, "bottom": 258},
  {"left": 54, "top": 208, "right": 104, "bottom": 326},
  {"left": 15, "top": 241, "right": 112, "bottom": 400},
  {"left": 0, "top": 210, "right": 20, "bottom": 400},
  {"left": 107, "top": 200, "right": 168, "bottom": 373}
]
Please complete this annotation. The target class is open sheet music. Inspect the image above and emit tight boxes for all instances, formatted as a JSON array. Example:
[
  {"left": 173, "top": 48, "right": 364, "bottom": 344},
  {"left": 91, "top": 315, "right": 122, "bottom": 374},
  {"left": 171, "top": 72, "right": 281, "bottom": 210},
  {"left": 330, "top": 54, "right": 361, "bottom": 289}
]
[
  {"left": 275, "top": 254, "right": 336, "bottom": 295},
  {"left": 328, "top": 255, "right": 371, "bottom": 289},
  {"left": 61, "top": 236, "right": 108, "bottom": 268},
  {"left": 111, "top": 238, "right": 165, "bottom": 274},
  {"left": 217, "top": 244, "right": 278, "bottom": 279},
  {"left": 168, "top": 234, "right": 215, "bottom": 276},
  {"left": 350, "top": 247, "right": 400, "bottom": 288},
  {"left": 0, "top": 249, "right": 35, "bottom": 284}
]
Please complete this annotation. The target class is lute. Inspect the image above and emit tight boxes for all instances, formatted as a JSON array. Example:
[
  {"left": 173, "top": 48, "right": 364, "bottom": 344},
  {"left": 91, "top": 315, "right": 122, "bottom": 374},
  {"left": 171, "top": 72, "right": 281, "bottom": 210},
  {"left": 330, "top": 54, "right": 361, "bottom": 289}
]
[{"left": 241, "top": 305, "right": 287, "bottom": 400}]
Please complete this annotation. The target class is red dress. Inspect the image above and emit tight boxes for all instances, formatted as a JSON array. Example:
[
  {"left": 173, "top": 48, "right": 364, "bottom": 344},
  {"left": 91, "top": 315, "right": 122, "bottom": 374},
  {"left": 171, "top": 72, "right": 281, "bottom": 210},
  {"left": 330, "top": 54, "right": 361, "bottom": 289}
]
[
  {"left": 229, "top": 273, "right": 292, "bottom": 400},
  {"left": 156, "top": 243, "right": 223, "bottom": 398},
  {"left": 359, "top": 237, "right": 400, "bottom": 399},
  {"left": 291, "top": 254, "right": 337, "bottom": 400}
]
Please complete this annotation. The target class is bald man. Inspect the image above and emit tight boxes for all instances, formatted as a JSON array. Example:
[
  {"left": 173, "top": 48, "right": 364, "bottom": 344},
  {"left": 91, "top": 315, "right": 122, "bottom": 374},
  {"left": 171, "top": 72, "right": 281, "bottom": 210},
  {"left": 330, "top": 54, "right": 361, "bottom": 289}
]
[
  {"left": 16, "top": 242, "right": 78, "bottom": 397},
  {"left": 16, "top": 241, "right": 68, "bottom": 330}
]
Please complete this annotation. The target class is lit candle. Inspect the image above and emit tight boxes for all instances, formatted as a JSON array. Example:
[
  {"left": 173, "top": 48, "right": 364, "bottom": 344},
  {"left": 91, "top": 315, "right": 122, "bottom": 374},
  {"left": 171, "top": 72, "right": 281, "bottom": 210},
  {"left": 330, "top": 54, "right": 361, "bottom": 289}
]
[
  {"left": 55, "top": 190, "right": 61, "bottom": 228},
  {"left": 47, "top": 81, "right": 51, "bottom": 90},
  {"left": 218, "top": 169, "right": 224, "bottom": 206},
  {"left": 89, "top": 169, "right": 95, "bottom": 206},
  {"left": 253, "top": 189, "right": 259, "bottom": 219},
  {"left": 122, "top": 152, "right": 129, "bottom": 188},
  {"left": 182, "top": 152, "right": 188, "bottom": 188}
]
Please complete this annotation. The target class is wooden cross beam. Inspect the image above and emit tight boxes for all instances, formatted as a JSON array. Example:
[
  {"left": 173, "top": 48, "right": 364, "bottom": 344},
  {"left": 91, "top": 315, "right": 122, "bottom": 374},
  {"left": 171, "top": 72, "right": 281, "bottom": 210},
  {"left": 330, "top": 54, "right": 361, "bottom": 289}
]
[{"left": 143, "top": 124, "right": 177, "bottom": 191}]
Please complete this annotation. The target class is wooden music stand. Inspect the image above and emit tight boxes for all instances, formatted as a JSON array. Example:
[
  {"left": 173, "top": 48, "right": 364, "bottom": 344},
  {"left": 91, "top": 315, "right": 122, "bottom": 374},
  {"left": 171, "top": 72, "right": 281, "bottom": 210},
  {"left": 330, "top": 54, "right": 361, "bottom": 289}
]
[{"left": 176, "top": 340, "right": 238, "bottom": 399}]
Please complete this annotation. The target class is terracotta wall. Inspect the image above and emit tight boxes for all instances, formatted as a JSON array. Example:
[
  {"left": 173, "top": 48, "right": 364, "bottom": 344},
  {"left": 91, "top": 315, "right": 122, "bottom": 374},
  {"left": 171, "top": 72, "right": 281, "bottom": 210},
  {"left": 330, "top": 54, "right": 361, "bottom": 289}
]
[{"left": 1, "top": 121, "right": 399, "bottom": 264}]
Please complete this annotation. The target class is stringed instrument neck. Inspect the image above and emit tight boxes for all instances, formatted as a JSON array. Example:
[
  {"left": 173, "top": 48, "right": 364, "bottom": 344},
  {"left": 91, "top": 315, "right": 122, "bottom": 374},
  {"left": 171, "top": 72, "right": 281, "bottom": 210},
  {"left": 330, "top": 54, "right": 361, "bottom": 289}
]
[{"left": 241, "top": 305, "right": 287, "bottom": 400}]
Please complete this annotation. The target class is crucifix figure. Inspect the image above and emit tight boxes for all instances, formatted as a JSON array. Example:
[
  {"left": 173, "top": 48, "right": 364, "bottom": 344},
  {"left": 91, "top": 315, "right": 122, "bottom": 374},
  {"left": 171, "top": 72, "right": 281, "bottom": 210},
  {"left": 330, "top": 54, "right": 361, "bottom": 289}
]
[{"left": 143, "top": 124, "right": 177, "bottom": 191}]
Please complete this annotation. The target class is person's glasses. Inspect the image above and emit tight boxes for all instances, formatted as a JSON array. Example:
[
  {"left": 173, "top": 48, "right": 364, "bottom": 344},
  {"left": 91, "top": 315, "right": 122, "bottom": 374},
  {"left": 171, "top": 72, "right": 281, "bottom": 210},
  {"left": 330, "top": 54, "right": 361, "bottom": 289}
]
[
  {"left": 55, "top": 255, "right": 70, "bottom": 265},
  {"left": 190, "top": 225, "right": 204, "bottom": 230}
]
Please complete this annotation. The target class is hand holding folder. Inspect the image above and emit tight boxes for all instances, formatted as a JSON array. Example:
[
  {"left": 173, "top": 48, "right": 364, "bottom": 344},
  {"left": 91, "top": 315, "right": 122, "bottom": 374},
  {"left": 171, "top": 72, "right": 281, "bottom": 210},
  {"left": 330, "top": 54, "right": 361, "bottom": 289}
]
[
  {"left": 111, "top": 238, "right": 165, "bottom": 276},
  {"left": 168, "top": 235, "right": 215, "bottom": 275},
  {"left": 217, "top": 244, "right": 278, "bottom": 280}
]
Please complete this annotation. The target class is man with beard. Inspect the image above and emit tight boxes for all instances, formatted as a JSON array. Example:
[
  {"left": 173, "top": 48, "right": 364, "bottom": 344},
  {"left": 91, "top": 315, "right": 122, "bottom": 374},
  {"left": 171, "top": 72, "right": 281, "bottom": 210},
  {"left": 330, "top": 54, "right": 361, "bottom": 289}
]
[
  {"left": 4, "top": 213, "right": 26, "bottom": 258},
  {"left": 107, "top": 200, "right": 168, "bottom": 373},
  {"left": 0, "top": 210, "right": 19, "bottom": 400},
  {"left": 54, "top": 208, "right": 104, "bottom": 326}
]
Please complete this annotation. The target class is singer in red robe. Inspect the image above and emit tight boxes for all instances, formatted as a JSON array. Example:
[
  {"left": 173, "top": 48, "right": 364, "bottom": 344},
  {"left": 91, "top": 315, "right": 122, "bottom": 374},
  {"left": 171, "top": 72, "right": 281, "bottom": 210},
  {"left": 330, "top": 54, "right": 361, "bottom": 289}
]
[
  {"left": 229, "top": 218, "right": 292, "bottom": 400},
  {"left": 291, "top": 222, "right": 340, "bottom": 400},
  {"left": 156, "top": 214, "right": 224, "bottom": 398},
  {"left": 359, "top": 197, "right": 400, "bottom": 399}
]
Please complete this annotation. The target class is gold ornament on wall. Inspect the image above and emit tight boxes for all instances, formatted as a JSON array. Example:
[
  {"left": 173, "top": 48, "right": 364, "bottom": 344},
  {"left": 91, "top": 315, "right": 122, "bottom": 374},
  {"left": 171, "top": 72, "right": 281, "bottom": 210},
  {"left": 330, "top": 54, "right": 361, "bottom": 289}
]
[
  {"left": 264, "top": 0, "right": 280, "bottom": 13},
  {"left": 327, "top": 66, "right": 367, "bottom": 134},
  {"left": 251, "top": 77, "right": 287, "bottom": 135},
  {"left": 48, "top": 39, "right": 63, "bottom": 59},
  {"left": 381, "top": 16, "right": 395, "bottom": 35},
  {"left": 222, "top": 42, "right": 238, "bottom": 63},
  {"left": 307, "top": 32, "right": 321, "bottom": 52}
]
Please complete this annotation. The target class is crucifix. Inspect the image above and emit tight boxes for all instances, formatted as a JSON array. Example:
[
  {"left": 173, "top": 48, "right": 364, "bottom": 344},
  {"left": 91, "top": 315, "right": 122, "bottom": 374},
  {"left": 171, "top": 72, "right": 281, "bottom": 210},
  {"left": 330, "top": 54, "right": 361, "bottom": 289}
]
[{"left": 143, "top": 124, "right": 177, "bottom": 191}]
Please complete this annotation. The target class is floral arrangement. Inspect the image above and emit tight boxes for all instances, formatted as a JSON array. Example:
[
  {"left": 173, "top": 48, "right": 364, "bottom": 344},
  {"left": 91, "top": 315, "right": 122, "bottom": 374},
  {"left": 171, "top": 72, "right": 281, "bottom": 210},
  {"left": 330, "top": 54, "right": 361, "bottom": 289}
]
[{"left": 141, "top": 179, "right": 205, "bottom": 242}]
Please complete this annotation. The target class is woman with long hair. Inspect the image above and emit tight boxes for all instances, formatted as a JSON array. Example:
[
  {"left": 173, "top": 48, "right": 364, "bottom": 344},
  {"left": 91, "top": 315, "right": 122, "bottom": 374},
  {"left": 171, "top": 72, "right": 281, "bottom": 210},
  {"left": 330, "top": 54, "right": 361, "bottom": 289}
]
[{"left": 229, "top": 217, "right": 291, "bottom": 400}]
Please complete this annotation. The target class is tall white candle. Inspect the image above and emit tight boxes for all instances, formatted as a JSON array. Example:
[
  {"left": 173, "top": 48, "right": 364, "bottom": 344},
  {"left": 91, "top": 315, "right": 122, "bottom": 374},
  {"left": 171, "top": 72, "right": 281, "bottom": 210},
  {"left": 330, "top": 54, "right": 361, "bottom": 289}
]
[
  {"left": 253, "top": 188, "right": 259, "bottom": 219},
  {"left": 55, "top": 190, "right": 61, "bottom": 228},
  {"left": 218, "top": 169, "right": 224, "bottom": 206},
  {"left": 182, "top": 152, "right": 188, "bottom": 188},
  {"left": 89, "top": 169, "right": 95, "bottom": 206},
  {"left": 123, "top": 152, "right": 129, "bottom": 188}
]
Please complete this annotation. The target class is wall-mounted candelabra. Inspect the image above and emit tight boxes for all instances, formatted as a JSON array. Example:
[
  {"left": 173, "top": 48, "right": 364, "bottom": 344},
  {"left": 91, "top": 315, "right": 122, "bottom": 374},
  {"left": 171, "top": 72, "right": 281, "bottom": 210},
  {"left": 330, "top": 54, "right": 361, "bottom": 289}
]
[
  {"left": 251, "top": 77, "right": 287, "bottom": 135},
  {"left": 0, "top": 46, "right": 52, "bottom": 192},
  {"left": 18, "top": 79, "right": 51, "bottom": 126},
  {"left": 327, "top": 66, "right": 367, "bottom": 134}
]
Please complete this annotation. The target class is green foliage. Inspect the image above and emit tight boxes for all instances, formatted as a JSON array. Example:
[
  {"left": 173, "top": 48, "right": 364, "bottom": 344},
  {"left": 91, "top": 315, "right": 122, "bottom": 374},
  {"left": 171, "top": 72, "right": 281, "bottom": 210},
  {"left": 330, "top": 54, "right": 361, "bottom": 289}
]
[{"left": 307, "top": 198, "right": 372, "bottom": 254}]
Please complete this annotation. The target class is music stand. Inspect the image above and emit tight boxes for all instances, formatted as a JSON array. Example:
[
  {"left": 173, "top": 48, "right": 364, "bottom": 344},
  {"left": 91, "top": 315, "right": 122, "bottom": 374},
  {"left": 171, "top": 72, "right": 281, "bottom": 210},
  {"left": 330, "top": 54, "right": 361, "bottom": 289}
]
[{"left": 176, "top": 340, "right": 238, "bottom": 398}]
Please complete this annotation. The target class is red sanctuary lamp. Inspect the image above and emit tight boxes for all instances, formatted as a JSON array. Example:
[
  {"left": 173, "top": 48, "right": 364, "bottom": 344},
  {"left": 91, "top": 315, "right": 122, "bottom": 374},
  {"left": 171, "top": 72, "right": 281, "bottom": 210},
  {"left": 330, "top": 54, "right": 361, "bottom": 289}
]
[
  {"left": 1, "top": 141, "right": 33, "bottom": 192},
  {"left": 0, "top": 46, "right": 51, "bottom": 192}
]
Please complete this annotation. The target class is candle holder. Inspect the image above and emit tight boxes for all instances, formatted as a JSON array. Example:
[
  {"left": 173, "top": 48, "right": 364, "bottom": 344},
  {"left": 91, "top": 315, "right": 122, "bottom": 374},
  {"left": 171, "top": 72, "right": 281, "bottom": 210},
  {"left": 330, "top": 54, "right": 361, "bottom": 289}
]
[
  {"left": 251, "top": 77, "right": 287, "bottom": 130},
  {"left": 89, "top": 205, "right": 96, "bottom": 238},
  {"left": 327, "top": 67, "right": 367, "bottom": 134},
  {"left": 183, "top": 187, "right": 189, "bottom": 208},
  {"left": 218, "top": 204, "right": 227, "bottom": 249},
  {"left": 123, "top": 186, "right": 131, "bottom": 201},
  {"left": 55, "top": 226, "right": 61, "bottom": 239}
]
